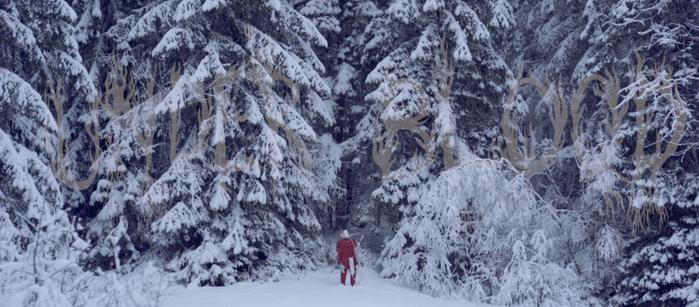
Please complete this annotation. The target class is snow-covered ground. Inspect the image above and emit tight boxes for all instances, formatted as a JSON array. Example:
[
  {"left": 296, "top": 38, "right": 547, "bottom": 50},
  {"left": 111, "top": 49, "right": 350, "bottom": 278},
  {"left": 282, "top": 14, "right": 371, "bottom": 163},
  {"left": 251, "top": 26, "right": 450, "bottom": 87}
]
[{"left": 162, "top": 267, "right": 494, "bottom": 307}]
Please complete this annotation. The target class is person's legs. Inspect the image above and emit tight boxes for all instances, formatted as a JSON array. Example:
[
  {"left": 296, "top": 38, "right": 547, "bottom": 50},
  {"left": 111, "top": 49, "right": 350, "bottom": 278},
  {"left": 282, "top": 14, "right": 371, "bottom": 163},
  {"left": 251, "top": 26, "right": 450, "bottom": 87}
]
[
  {"left": 340, "top": 265, "right": 348, "bottom": 285},
  {"left": 348, "top": 257, "right": 356, "bottom": 286},
  {"left": 349, "top": 257, "right": 356, "bottom": 275}
]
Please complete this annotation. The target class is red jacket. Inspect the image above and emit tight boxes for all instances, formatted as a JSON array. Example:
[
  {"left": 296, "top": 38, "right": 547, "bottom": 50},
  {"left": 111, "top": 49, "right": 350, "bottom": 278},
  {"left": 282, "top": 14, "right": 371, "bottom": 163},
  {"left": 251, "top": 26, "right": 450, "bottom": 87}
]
[{"left": 336, "top": 238, "right": 358, "bottom": 266}]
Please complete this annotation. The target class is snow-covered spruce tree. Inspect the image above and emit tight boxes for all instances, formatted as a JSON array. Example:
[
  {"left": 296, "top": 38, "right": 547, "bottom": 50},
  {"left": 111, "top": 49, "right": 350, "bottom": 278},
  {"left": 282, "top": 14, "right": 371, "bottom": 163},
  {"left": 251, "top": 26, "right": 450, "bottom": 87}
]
[
  {"left": 295, "top": 0, "right": 369, "bottom": 232},
  {"left": 0, "top": 0, "right": 102, "bottom": 305},
  {"left": 76, "top": 55, "right": 159, "bottom": 271},
  {"left": 297, "top": 0, "right": 383, "bottom": 231},
  {"left": 364, "top": 0, "right": 512, "bottom": 152},
  {"left": 356, "top": 0, "right": 514, "bottom": 237},
  {"left": 79, "top": 0, "right": 336, "bottom": 285},
  {"left": 496, "top": 3, "right": 625, "bottom": 293},
  {"left": 578, "top": 0, "right": 698, "bottom": 229},
  {"left": 1, "top": 0, "right": 101, "bottom": 209},
  {"left": 503, "top": 0, "right": 698, "bottom": 211},
  {"left": 360, "top": 1, "right": 587, "bottom": 302},
  {"left": 612, "top": 172, "right": 699, "bottom": 306},
  {"left": 0, "top": 68, "right": 89, "bottom": 306},
  {"left": 498, "top": 57, "right": 693, "bottom": 303},
  {"left": 494, "top": 0, "right": 698, "bottom": 300},
  {"left": 566, "top": 0, "right": 697, "bottom": 224}
]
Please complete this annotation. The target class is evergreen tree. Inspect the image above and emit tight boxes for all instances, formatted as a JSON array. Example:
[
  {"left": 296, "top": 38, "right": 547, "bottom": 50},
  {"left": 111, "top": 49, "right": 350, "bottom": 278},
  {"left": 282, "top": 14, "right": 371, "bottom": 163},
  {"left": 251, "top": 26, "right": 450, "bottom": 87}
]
[
  {"left": 0, "top": 0, "right": 95, "bottom": 304},
  {"left": 498, "top": 0, "right": 698, "bottom": 300},
  {"left": 78, "top": 0, "right": 337, "bottom": 285},
  {"left": 613, "top": 172, "right": 699, "bottom": 306},
  {"left": 350, "top": 0, "right": 515, "bottom": 239},
  {"left": 0, "top": 68, "right": 88, "bottom": 307}
]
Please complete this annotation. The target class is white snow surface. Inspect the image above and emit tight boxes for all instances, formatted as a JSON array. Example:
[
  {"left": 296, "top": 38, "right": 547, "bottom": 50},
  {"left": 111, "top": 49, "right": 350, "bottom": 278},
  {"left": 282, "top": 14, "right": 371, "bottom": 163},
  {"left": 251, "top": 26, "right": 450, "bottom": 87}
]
[{"left": 162, "top": 267, "right": 494, "bottom": 307}]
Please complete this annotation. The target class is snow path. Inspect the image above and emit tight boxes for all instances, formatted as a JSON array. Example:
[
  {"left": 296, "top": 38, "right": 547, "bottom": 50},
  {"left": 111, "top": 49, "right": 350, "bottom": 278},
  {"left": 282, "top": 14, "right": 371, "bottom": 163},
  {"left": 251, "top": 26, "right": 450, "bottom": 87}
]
[{"left": 162, "top": 267, "right": 494, "bottom": 307}]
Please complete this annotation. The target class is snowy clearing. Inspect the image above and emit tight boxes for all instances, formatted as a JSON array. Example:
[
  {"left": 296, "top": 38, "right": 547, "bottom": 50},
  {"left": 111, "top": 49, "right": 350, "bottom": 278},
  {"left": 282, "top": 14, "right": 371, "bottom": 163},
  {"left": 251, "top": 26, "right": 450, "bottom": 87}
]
[{"left": 162, "top": 267, "right": 494, "bottom": 307}]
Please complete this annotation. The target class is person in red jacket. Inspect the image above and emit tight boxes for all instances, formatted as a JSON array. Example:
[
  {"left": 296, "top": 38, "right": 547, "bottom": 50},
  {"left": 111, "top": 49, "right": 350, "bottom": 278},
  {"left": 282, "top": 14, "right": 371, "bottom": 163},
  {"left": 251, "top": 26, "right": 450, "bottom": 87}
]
[{"left": 336, "top": 229, "right": 358, "bottom": 286}]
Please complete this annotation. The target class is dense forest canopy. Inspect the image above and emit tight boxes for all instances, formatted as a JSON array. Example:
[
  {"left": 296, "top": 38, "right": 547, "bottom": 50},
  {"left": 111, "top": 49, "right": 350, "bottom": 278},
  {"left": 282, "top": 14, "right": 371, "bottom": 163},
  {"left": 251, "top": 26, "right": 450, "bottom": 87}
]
[{"left": 0, "top": 0, "right": 697, "bottom": 306}]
